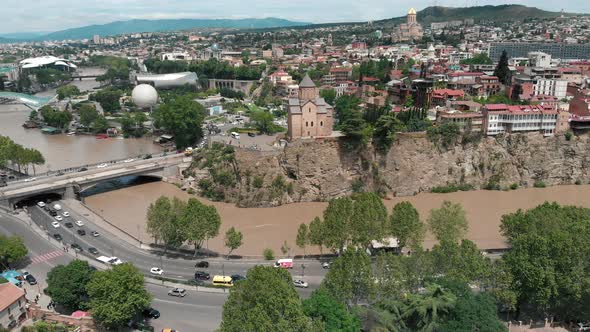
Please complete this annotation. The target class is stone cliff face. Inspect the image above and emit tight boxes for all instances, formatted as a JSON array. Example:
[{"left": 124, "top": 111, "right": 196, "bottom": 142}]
[{"left": 187, "top": 133, "right": 590, "bottom": 207}]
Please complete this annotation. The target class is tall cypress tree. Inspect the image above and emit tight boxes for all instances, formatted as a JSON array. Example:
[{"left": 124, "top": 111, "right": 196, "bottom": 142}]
[{"left": 494, "top": 50, "right": 511, "bottom": 85}]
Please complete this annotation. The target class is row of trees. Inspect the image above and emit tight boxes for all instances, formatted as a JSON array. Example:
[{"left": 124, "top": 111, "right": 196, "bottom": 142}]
[
  {"left": 46, "top": 260, "right": 152, "bottom": 330},
  {"left": 0, "top": 135, "right": 45, "bottom": 174}
]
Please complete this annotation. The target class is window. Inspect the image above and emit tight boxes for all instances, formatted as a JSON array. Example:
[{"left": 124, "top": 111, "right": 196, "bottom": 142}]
[
  {"left": 306, "top": 121, "right": 308, "bottom": 127},
  {"left": 309, "top": 108, "right": 311, "bottom": 113},
  {"left": 311, "top": 121, "right": 314, "bottom": 127},
  {"left": 320, "top": 121, "right": 323, "bottom": 126}
]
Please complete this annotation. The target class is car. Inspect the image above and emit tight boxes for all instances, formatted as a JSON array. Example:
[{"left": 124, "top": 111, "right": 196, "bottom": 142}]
[
  {"left": 231, "top": 274, "right": 246, "bottom": 282},
  {"left": 78, "top": 167, "right": 88, "bottom": 172},
  {"left": 37, "top": 201, "right": 46, "bottom": 208},
  {"left": 248, "top": 132, "right": 256, "bottom": 137},
  {"left": 167, "top": 288, "right": 186, "bottom": 297},
  {"left": 150, "top": 267, "right": 164, "bottom": 275},
  {"left": 143, "top": 154, "right": 152, "bottom": 160},
  {"left": 51, "top": 221, "right": 60, "bottom": 228},
  {"left": 24, "top": 177, "right": 37, "bottom": 182},
  {"left": 142, "top": 307, "right": 160, "bottom": 319},
  {"left": 195, "top": 261, "right": 209, "bottom": 268},
  {"left": 70, "top": 243, "right": 83, "bottom": 252},
  {"left": 49, "top": 210, "right": 58, "bottom": 217},
  {"left": 91, "top": 231, "right": 100, "bottom": 237},
  {"left": 53, "top": 233, "right": 62, "bottom": 241},
  {"left": 88, "top": 247, "right": 99, "bottom": 255},
  {"left": 322, "top": 262, "right": 331, "bottom": 269},
  {"left": 64, "top": 222, "right": 73, "bottom": 228},
  {"left": 578, "top": 323, "right": 590, "bottom": 331},
  {"left": 77, "top": 229, "right": 86, "bottom": 236},
  {"left": 54, "top": 215, "right": 63, "bottom": 221},
  {"left": 161, "top": 329, "right": 178, "bottom": 332},
  {"left": 0, "top": 181, "right": 7, "bottom": 187},
  {"left": 43, "top": 206, "right": 50, "bottom": 212},
  {"left": 24, "top": 274, "right": 37, "bottom": 285},
  {"left": 96, "top": 163, "right": 108, "bottom": 169},
  {"left": 293, "top": 279, "right": 309, "bottom": 288},
  {"left": 194, "top": 271, "right": 210, "bottom": 281},
  {"left": 62, "top": 211, "right": 70, "bottom": 217},
  {"left": 75, "top": 220, "right": 84, "bottom": 227},
  {"left": 123, "top": 158, "right": 135, "bottom": 163},
  {"left": 55, "top": 171, "right": 64, "bottom": 177}
]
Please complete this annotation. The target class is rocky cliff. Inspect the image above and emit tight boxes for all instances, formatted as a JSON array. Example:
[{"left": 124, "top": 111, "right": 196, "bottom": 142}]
[{"left": 184, "top": 133, "right": 590, "bottom": 207}]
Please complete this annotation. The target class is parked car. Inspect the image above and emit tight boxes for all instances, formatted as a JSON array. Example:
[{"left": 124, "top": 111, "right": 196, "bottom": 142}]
[
  {"left": 124, "top": 158, "right": 135, "bottom": 163},
  {"left": 53, "top": 233, "right": 62, "bottom": 241},
  {"left": 143, "top": 154, "right": 152, "bottom": 160},
  {"left": 24, "top": 273, "right": 37, "bottom": 285},
  {"left": 37, "top": 201, "right": 46, "bottom": 208},
  {"left": 78, "top": 167, "right": 88, "bottom": 172},
  {"left": 75, "top": 220, "right": 84, "bottom": 227},
  {"left": 54, "top": 215, "right": 63, "bottom": 222},
  {"left": 88, "top": 247, "right": 99, "bottom": 255},
  {"left": 62, "top": 211, "right": 70, "bottom": 217},
  {"left": 322, "top": 262, "right": 331, "bottom": 269},
  {"left": 64, "top": 222, "right": 74, "bottom": 228},
  {"left": 24, "top": 177, "right": 37, "bottom": 182},
  {"left": 195, "top": 261, "right": 209, "bottom": 268},
  {"left": 51, "top": 221, "right": 60, "bottom": 228},
  {"left": 248, "top": 132, "right": 256, "bottom": 137},
  {"left": 231, "top": 274, "right": 246, "bottom": 282},
  {"left": 142, "top": 307, "right": 160, "bottom": 319},
  {"left": 77, "top": 229, "right": 86, "bottom": 236},
  {"left": 150, "top": 267, "right": 164, "bottom": 275},
  {"left": 70, "top": 243, "right": 83, "bottom": 252},
  {"left": 293, "top": 279, "right": 309, "bottom": 288},
  {"left": 194, "top": 271, "right": 210, "bottom": 281},
  {"left": 96, "top": 163, "right": 108, "bottom": 169},
  {"left": 167, "top": 288, "right": 186, "bottom": 297},
  {"left": 91, "top": 231, "right": 100, "bottom": 237}
]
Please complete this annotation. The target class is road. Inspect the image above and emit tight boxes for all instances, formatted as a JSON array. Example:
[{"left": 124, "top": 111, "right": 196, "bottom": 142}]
[{"left": 28, "top": 200, "right": 326, "bottom": 294}]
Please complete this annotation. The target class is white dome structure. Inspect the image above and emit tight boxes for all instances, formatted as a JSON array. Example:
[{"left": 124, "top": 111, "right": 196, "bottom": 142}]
[{"left": 132, "top": 84, "right": 158, "bottom": 109}]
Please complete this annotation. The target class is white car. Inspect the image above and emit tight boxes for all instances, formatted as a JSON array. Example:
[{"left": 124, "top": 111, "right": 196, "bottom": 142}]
[
  {"left": 24, "top": 177, "right": 37, "bottom": 182},
  {"left": 322, "top": 262, "right": 331, "bottom": 269},
  {"left": 37, "top": 201, "right": 46, "bottom": 208},
  {"left": 75, "top": 220, "right": 84, "bottom": 227},
  {"left": 150, "top": 267, "right": 164, "bottom": 275},
  {"left": 62, "top": 211, "right": 70, "bottom": 217},
  {"left": 123, "top": 158, "right": 134, "bottom": 163},
  {"left": 51, "top": 221, "right": 60, "bottom": 228},
  {"left": 293, "top": 280, "right": 309, "bottom": 288},
  {"left": 54, "top": 215, "right": 63, "bottom": 221},
  {"left": 96, "top": 163, "right": 108, "bottom": 168}
]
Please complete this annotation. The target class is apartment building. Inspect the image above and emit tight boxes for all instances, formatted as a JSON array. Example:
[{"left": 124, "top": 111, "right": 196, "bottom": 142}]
[
  {"left": 533, "top": 79, "right": 568, "bottom": 99},
  {"left": 482, "top": 104, "right": 564, "bottom": 136},
  {"left": 0, "top": 283, "right": 27, "bottom": 330}
]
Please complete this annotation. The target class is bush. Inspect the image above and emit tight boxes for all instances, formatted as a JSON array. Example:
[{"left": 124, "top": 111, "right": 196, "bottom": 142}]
[
  {"left": 575, "top": 179, "right": 582, "bottom": 185},
  {"left": 431, "top": 183, "right": 474, "bottom": 193},
  {"left": 263, "top": 248, "right": 275, "bottom": 260},
  {"left": 533, "top": 180, "right": 546, "bottom": 188},
  {"left": 253, "top": 176, "right": 264, "bottom": 188},
  {"left": 510, "top": 183, "right": 519, "bottom": 190},
  {"left": 351, "top": 178, "right": 365, "bottom": 193},
  {"left": 187, "top": 188, "right": 195, "bottom": 195},
  {"left": 565, "top": 131, "right": 573, "bottom": 141},
  {"left": 484, "top": 180, "right": 501, "bottom": 191}
]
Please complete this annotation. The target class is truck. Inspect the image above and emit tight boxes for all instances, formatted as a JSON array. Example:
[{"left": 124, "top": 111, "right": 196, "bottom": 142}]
[
  {"left": 97, "top": 256, "right": 123, "bottom": 265},
  {"left": 274, "top": 258, "right": 293, "bottom": 269}
]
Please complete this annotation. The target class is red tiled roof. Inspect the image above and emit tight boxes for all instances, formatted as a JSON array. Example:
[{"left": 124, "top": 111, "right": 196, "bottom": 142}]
[{"left": 0, "top": 283, "right": 25, "bottom": 312}]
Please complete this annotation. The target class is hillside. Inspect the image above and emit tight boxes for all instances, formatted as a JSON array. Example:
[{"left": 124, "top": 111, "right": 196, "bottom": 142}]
[
  {"left": 37, "top": 18, "right": 309, "bottom": 41},
  {"left": 376, "top": 4, "right": 564, "bottom": 26}
]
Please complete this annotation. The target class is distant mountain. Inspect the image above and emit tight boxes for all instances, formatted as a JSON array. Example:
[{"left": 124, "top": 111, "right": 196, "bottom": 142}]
[
  {"left": 376, "top": 5, "right": 565, "bottom": 26},
  {"left": 0, "top": 31, "right": 49, "bottom": 39},
  {"left": 36, "top": 18, "right": 309, "bottom": 41}
]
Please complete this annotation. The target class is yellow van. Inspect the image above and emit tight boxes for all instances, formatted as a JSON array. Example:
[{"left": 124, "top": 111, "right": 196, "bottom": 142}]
[{"left": 212, "top": 275, "right": 233, "bottom": 287}]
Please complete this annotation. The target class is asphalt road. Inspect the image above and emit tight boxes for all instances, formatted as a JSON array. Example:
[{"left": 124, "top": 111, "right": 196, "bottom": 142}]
[{"left": 28, "top": 200, "right": 325, "bottom": 292}]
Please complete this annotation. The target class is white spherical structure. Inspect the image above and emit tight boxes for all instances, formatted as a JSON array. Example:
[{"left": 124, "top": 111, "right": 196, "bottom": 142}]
[{"left": 132, "top": 84, "right": 158, "bottom": 109}]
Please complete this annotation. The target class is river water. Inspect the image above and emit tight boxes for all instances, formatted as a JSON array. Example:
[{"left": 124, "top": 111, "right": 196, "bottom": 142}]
[
  {"left": 84, "top": 181, "right": 590, "bottom": 256},
  {"left": 0, "top": 70, "right": 162, "bottom": 172}
]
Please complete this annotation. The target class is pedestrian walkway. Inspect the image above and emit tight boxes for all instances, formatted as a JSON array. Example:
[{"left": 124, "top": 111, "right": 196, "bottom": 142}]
[{"left": 29, "top": 250, "right": 64, "bottom": 265}]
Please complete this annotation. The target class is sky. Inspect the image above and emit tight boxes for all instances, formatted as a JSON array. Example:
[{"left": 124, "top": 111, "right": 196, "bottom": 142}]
[{"left": 0, "top": 0, "right": 588, "bottom": 34}]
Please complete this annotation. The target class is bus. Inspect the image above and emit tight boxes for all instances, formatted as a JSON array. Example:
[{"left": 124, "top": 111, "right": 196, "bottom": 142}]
[{"left": 212, "top": 275, "right": 233, "bottom": 287}]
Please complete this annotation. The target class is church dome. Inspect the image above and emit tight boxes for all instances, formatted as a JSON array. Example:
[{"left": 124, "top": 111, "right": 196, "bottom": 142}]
[{"left": 408, "top": 8, "right": 417, "bottom": 15}]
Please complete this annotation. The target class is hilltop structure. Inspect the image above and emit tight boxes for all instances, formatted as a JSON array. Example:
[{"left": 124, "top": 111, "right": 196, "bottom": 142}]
[
  {"left": 287, "top": 74, "right": 334, "bottom": 140},
  {"left": 392, "top": 8, "right": 424, "bottom": 42}
]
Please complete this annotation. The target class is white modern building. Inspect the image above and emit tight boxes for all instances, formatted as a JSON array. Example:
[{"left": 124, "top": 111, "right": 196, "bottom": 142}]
[
  {"left": 528, "top": 52, "right": 552, "bottom": 68},
  {"left": 135, "top": 72, "right": 198, "bottom": 89},
  {"left": 160, "top": 52, "right": 194, "bottom": 61},
  {"left": 482, "top": 104, "right": 566, "bottom": 137},
  {"left": 533, "top": 79, "right": 568, "bottom": 99},
  {"left": 19, "top": 56, "right": 77, "bottom": 70}
]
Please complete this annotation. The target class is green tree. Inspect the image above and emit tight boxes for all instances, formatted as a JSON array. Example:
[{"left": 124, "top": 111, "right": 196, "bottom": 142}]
[
  {"left": 220, "top": 266, "right": 315, "bottom": 332},
  {"left": 86, "top": 263, "right": 152, "bottom": 330},
  {"left": 91, "top": 88, "right": 122, "bottom": 113},
  {"left": 403, "top": 284, "right": 457, "bottom": 332},
  {"left": 373, "top": 113, "right": 404, "bottom": 152},
  {"left": 430, "top": 239, "right": 490, "bottom": 284},
  {"left": 224, "top": 227, "right": 243, "bottom": 259},
  {"left": 322, "top": 197, "right": 354, "bottom": 254},
  {"left": 322, "top": 249, "right": 374, "bottom": 305},
  {"left": 296, "top": 223, "right": 309, "bottom": 259},
  {"left": 146, "top": 196, "right": 185, "bottom": 252},
  {"left": 459, "top": 53, "right": 493, "bottom": 65},
  {"left": 0, "top": 235, "right": 28, "bottom": 268},
  {"left": 181, "top": 197, "right": 221, "bottom": 256},
  {"left": 349, "top": 192, "right": 387, "bottom": 248},
  {"left": 390, "top": 201, "right": 425, "bottom": 251},
  {"left": 249, "top": 110, "right": 276, "bottom": 134},
  {"left": 46, "top": 260, "right": 94, "bottom": 310},
  {"left": 493, "top": 50, "right": 511, "bottom": 85},
  {"left": 56, "top": 84, "right": 80, "bottom": 100},
  {"left": 153, "top": 95, "right": 206, "bottom": 149},
  {"left": 428, "top": 201, "right": 468, "bottom": 244},
  {"left": 320, "top": 89, "right": 337, "bottom": 105},
  {"left": 303, "top": 288, "right": 360, "bottom": 332},
  {"left": 39, "top": 106, "right": 72, "bottom": 129},
  {"left": 91, "top": 115, "right": 109, "bottom": 133},
  {"left": 308, "top": 217, "right": 326, "bottom": 257},
  {"left": 78, "top": 104, "right": 99, "bottom": 129}
]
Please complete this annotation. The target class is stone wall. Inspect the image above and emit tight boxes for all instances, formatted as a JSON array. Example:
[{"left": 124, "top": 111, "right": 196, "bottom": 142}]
[{"left": 187, "top": 133, "right": 590, "bottom": 207}]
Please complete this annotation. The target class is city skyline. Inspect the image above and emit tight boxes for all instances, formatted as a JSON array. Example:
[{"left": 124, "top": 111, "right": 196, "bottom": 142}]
[{"left": 1, "top": 0, "right": 588, "bottom": 34}]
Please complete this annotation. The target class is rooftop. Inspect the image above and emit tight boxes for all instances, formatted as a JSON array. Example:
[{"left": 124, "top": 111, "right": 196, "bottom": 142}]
[{"left": 0, "top": 283, "right": 25, "bottom": 312}]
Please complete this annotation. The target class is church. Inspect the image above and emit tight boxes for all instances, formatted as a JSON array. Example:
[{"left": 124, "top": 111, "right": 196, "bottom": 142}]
[
  {"left": 287, "top": 74, "right": 334, "bottom": 140},
  {"left": 392, "top": 8, "right": 424, "bottom": 43}
]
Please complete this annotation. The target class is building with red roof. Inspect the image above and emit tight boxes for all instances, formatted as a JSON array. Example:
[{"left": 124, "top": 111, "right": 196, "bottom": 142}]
[
  {"left": 0, "top": 283, "right": 27, "bottom": 329},
  {"left": 482, "top": 104, "right": 568, "bottom": 136}
]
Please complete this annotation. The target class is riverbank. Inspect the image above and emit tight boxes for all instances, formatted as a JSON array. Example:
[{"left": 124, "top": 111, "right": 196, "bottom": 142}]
[{"left": 85, "top": 181, "right": 590, "bottom": 257}]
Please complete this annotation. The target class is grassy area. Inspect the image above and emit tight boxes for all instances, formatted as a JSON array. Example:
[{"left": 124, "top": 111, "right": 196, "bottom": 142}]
[{"left": 247, "top": 104, "right": 265, "bottom": 113}]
